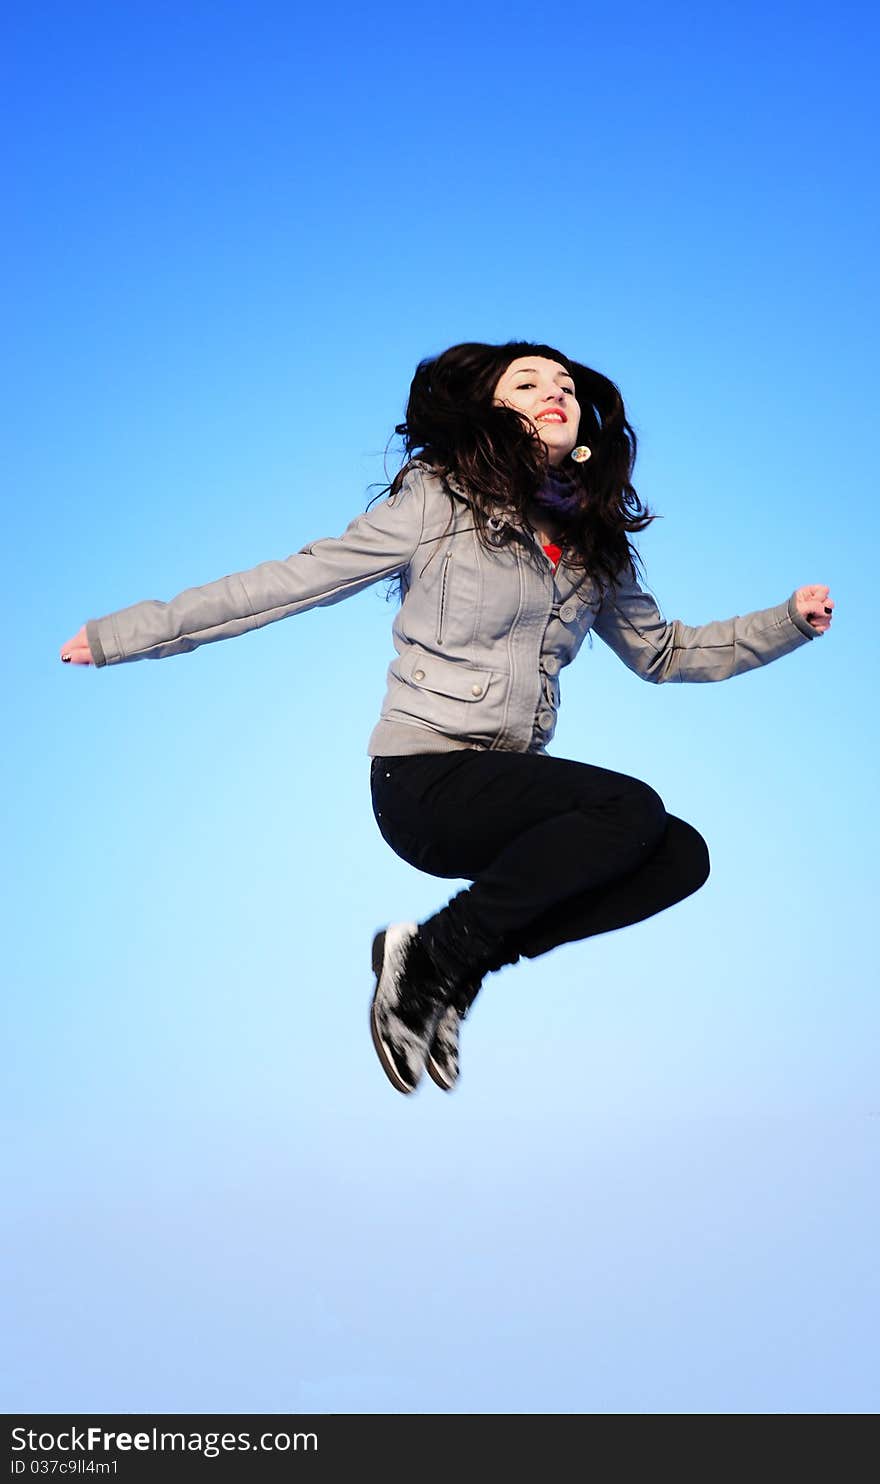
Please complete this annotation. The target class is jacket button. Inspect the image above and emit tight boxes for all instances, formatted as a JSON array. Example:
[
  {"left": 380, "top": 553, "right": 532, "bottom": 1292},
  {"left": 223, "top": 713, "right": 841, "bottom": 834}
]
[
  {"left": 538, "top": 710, "right": 554, "bottom": 729},
  {"left": 559, "top": 603, "right": 576, "bottom": 623},
  {"left": 471, "top": 683, "right": 483, "bottom": 696},
  {"left": 543, "top": 656, "right": 560, "bottom": 675},
  {"left": 413, "top": 669, "right": 425, "bottom": 682}
]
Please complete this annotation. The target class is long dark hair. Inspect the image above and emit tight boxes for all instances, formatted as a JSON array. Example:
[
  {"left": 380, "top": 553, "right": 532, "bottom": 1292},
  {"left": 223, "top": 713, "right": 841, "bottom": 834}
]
[{"left": 375, "top": 340, "right": 659, "bottom": 597}]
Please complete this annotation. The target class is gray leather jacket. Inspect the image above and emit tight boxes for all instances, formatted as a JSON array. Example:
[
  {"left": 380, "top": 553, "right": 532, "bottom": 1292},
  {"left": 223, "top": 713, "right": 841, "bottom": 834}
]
[{"left": 86, "top": 461, "right": 821, "bottom": 756}]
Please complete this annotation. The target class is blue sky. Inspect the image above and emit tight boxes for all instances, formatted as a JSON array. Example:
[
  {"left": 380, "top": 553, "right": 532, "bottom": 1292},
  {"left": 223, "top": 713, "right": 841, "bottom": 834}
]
[{"left": 4, "top": 0, "right": 878, "bottom": 1413}]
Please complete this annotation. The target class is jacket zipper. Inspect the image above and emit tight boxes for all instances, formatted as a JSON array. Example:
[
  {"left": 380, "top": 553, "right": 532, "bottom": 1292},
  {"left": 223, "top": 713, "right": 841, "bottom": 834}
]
[{"left": 437, "top": 551, "right": 452, "bottom": 645}]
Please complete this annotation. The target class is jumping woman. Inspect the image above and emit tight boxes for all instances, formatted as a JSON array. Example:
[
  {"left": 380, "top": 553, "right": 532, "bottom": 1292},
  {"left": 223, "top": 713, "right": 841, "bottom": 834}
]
[{"left": 60, "top": 341, "right": 834, "bottom": 1096}]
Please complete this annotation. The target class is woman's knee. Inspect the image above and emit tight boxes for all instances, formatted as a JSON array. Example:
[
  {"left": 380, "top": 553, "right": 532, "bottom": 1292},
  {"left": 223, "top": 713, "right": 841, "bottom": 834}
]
[
  {"left": 627, "top": 778, "right": 669, "bottom": 850},
  {"left": 668, "top": 815, "right": 711, "bottom": 894}
]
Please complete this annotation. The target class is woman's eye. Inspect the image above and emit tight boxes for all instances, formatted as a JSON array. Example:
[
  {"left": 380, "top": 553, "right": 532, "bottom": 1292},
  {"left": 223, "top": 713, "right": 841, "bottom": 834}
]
[{"left": 515, "top": 383, "right": 576, "bottom": 396}]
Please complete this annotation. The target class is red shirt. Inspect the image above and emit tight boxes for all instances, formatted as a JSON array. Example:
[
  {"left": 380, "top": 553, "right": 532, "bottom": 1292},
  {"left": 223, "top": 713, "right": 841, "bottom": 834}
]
[{"left": 542, "top": 541, "right": 563, "bottom": 571}]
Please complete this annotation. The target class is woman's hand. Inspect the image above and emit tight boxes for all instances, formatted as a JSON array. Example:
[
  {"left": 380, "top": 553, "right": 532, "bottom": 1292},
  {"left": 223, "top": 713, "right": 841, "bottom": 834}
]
[
  {"left": 60, "top": 625, "right": 94, "bottom": 665},
  {"left": 794, "top": 584, "right": 835, "bottom": 634}
]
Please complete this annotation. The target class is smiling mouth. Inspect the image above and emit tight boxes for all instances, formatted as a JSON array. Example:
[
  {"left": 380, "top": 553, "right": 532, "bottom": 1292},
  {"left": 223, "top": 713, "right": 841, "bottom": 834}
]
[{"left": 536, "top": 413, "right": 567, "bottom": 424}]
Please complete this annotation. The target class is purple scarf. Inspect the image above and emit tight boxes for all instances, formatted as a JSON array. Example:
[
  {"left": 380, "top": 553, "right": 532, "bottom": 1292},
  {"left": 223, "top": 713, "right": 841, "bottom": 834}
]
[{"left": 532, "top": 467, "right": 583, "bottom": 523}]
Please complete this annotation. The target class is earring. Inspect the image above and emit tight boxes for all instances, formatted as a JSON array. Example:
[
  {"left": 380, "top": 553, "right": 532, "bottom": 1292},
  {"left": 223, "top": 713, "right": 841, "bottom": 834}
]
[{"left": 570, "top": 445, "right": 592, "bottom": 463}]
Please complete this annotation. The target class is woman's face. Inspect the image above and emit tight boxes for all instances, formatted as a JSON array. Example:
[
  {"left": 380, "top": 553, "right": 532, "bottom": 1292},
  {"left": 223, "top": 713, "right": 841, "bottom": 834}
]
[{"left": 493, "top": 356, "right": 581, "bottom": 466}]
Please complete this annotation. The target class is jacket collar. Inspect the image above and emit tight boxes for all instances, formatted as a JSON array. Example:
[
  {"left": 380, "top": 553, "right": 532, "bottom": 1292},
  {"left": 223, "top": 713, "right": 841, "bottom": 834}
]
[
  {"left": 436, "top": 465, "right": 595, "bottom": 592},
  {"left": 442, "top": 468, "right": 520, "bottom": 531}
]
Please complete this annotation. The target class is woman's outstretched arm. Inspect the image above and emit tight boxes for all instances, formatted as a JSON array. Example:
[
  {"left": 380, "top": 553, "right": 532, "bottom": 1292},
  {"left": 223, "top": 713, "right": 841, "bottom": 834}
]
[
  {"left": 592, "top": 572, "right": 834, "bottom": 683},
  {"left": 60, "top": 470, "right": 427, "bottom": 667}
]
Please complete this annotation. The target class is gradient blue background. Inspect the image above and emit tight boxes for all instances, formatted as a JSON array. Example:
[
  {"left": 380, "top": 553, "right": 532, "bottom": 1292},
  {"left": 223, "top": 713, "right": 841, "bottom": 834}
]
[{"left": 4, "top": 0, "right": 877, "bottom": 1413}]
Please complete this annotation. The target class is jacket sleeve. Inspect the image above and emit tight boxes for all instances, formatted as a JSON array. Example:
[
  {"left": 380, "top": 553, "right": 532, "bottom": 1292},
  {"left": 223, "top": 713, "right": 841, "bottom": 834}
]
[
  {"left": 591, "top": 568, "right": 821, "bottom": 683},
  {"left": 86, "top": 470, "right": 426, "bottom": 667}
]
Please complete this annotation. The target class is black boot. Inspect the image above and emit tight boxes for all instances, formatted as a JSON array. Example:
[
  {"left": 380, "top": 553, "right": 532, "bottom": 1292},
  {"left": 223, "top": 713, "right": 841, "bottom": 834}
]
[
  {"left": 370, "top": 922, "right": 463, "bottom": 1095},
  {"left": 425, "top": 939, "right": 520, "bottom": 1092}
]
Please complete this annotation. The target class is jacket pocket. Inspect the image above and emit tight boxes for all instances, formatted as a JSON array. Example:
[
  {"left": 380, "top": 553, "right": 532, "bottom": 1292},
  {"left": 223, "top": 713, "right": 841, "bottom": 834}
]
[{"left": 405, "top": 649, "right": 495, "bottom": 703}]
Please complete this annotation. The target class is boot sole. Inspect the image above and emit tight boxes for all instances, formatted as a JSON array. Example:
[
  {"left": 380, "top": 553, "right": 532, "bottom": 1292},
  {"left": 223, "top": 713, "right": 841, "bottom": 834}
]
[
  {"left": 425, "top": 1053, "right": 456, "bottom": 1092},
  {"left": 370, "top": 930, "right": 416, "bottom": 1095}
]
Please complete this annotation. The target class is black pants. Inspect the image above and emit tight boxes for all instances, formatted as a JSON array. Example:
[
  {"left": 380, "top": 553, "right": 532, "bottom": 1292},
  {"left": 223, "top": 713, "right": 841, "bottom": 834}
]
[{"left": 370, "top": 751, "right": 711, "bottom": 991}]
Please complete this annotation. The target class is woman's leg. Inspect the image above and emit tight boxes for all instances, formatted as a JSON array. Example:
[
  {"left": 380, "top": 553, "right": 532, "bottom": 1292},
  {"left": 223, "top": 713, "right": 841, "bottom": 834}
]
[
  {"left": 512, "top": 813, "right": 710, "bottom": 960},
  {"left": 371, "top": 751, "right": 672, "bottom": 986},
  {"left": 370, "top": 754, "right": 712, "bottom": 1092}
]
